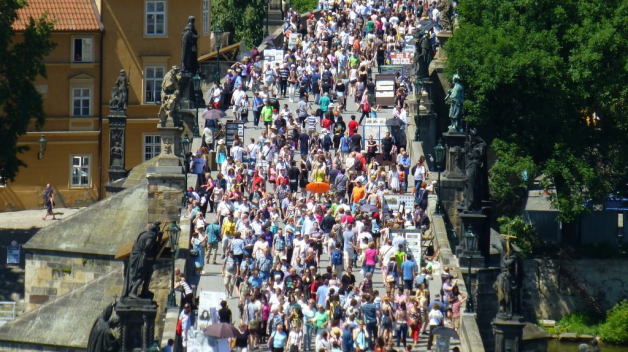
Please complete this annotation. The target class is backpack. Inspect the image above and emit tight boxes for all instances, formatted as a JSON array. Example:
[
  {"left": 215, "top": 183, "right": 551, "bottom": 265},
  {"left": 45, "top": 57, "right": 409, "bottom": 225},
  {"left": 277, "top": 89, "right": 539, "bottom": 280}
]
[
  {"left": 331, "top": 249, "right": 342, "bottom": 265},
  {"left": 333, "top": 303, "right": 344, "bottom": 320},
  {"left": 176, "top": 317, "right": 184, "bottom": 335},
  {"left": 323, "top": 134, "right": 332, "bottom": 150}
]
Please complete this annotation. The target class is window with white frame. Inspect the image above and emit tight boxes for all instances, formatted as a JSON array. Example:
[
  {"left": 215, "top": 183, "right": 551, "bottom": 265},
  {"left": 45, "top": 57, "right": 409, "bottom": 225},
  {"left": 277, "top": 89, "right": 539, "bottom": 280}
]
[
  {"left": 72, "top": 87, "right": 91, "bottom": 116},
  {"left": 203, "top": 0, "right": 210, "bottom": 34},
  {"left": 71, "top": 155, "right": 90, "bottom": 187},
  {"left": 144, "top": 134, "right": 161, "bottom": 161},
  {"left": 146, "top": 1, "right": 166, "bottom": 36},
  {"left": 73, "top": 38, "right": 93, "bottom": 62},
  {"left": 145, "top": 66, "right": 165, "bottom": 103}
]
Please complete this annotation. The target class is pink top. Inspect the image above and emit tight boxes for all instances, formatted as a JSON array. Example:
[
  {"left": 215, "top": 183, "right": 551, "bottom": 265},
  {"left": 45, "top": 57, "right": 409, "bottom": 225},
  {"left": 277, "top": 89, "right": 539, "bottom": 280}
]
[{"left": 364, "top": 248, "right": 378, "bottom": 266}]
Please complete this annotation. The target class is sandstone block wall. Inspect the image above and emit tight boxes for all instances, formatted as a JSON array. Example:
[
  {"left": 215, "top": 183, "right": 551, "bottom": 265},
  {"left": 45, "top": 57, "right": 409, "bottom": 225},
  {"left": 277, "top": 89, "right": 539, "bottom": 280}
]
[{"left": 24, "top": 251, "right": 121, "bottom": 312}]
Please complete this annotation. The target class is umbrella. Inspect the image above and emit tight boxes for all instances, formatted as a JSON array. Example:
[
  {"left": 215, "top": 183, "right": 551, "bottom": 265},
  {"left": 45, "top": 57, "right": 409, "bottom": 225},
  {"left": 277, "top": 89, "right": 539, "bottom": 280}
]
[
  {"left": 417, "top": 19, "right": 435, "bottom": 31},
  {"left": 360, "top": 204, "right": 379, "bottom": 213},
  {"left": 385, "top": 118, "right": 403, "bottom": 127},
  {"left": 203, "top": 323, "right": 241, "bottom": 338},
  {"left": 203, "top": 109, "right": 227, "bottom": 120},
  {"left": 306, "top": 182, "right": 331, "bottom": 194},
  {"left": 431, "top": 326, "right": 459, "bottom": 340}
]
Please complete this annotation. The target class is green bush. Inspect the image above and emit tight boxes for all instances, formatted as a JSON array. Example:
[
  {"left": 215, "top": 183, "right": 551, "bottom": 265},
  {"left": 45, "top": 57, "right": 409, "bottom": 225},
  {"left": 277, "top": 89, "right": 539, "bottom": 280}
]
[
  {"left": 599, "top": 300, "right": 628, "bottom": 345},
  {"left": 553, "top": 311, "right": 600, "bottom": 336},
  {"left": 497, "top": 216, "right": 540, "bottom": 258},
  {"left": 291, "top": 0, "right": 318, "bottom": 13}
]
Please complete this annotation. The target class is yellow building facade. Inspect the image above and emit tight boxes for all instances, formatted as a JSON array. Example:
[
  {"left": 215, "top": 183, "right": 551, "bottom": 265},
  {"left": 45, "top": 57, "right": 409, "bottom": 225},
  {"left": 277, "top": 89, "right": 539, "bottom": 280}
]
[{"left": 0, "top": 0, "right": 212, "bottom": 211}]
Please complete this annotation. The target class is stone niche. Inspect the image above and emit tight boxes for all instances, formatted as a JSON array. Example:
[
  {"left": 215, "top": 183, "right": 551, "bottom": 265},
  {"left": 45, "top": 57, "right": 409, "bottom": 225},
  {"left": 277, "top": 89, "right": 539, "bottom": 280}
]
[{"left": 24, "top": 251, "right": 122, "bottom": 311}]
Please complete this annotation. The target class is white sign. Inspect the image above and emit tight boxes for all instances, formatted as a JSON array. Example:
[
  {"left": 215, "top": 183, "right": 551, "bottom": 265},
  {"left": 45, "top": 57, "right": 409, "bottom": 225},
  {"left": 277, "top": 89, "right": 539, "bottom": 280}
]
[
  {"left": 383, "top": 195, "right": 415, "bottom": 216},
  {"left": 404, "top": 35, "right": 416, "bottom": 53},
  {"left": 390, "top": 52, "right": 413, "bottom": 66},
  {"left": 288, "top": 33, "right": 300, "bottom": 49},
  {"left": 187, "top": 328, "right": 230, "bottom": 352},
  {"left": 263, "top": 49, "right": 284, "bottom": 66},
  {"left": 198, "top": 291, "right": 227, "bottom": 329}
]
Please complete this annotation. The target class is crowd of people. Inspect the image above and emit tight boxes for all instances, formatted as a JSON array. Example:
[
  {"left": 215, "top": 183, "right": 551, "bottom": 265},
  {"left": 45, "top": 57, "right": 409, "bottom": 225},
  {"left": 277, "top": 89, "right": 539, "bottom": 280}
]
[{"left": 175, "top": 1, "right": 466, "bottom": 352}]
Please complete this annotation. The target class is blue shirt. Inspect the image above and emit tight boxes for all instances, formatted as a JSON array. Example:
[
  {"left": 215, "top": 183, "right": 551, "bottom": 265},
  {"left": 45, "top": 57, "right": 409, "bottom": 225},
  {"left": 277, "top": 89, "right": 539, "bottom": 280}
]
[
  {"left": 231, "top": 238, "right": 245, "bottom": 255},
  {"left": 316, "top": 285, "right": 330, "bottom": 307},
  {"left": 360, "top": 302, "right": 377, "bottom": 323},
  {"left": 401, "top": 260, "right": 415, "bottom": 280},
  {"left": 248, "top": 276, "right": 263, "bottom": 288},
  {"left": 271, "top": 331, "right": 288, "bottom": 348}
]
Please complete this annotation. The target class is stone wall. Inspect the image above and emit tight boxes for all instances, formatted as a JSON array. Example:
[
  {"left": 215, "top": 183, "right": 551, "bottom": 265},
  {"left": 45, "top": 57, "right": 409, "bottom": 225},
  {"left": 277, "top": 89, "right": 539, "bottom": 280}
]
[
  {"left": 0, "top": 342, "right": 79, "bottom": 352},
  {"left": 24, "top": 251, "right": 121, "bottom": 312},
  {"left": 522, "top": 259, "right": 628, "bottom": 321}
]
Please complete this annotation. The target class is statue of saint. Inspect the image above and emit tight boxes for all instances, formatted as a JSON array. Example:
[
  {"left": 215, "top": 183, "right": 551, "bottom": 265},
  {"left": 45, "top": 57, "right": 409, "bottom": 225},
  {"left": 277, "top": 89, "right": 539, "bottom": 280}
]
[
  {"left": 445, "top": 74, "right": 464, "bottom": 133},
  {"left": 87, "top": 303, "right": 120, "bottom": 352},
  {"left": 437, "top": 0, "right": 454, "bottom": 31},
  {"left": 159, "top": 66, "right": 181, "bottom": 125},
  {"left": 109, "top": 69, "right": 128, "bottom": 111},
  {"left": 465, "top": 148, "right": 482, "bottom": 212},
  {"left": 414, "top": 32, "right": 431, "bottom": 79},
  {"left": 110, "top": 142, "right": 124, "bottom": 168},
  {"left": 493, "top": 241, "right": 524, "bottom": 319},
  {"left": 121, "top": 222, "right": 163, "bottom": 299},
  {"left": 181, "top": 17, "right": 200, "bottom": 74}
]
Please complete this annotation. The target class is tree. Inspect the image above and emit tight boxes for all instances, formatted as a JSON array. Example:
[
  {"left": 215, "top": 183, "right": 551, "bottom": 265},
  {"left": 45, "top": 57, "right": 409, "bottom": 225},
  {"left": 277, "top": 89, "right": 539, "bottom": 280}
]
[
  {"left": 446, "top": 0, "right": 628, "bottom": 242},
  {"left": 0, "top": 0, "right": 56, "bottom": 182},
  {"left": 211, "top": 0, "right": 265, "bottom": 48}
]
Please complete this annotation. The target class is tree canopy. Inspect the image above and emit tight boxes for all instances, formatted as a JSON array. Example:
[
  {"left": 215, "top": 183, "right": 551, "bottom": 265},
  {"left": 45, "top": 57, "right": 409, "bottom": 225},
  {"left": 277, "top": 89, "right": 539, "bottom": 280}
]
[
  {"left": 446, "top": 0, "right": 628, "bottom": 225},
  {"left": 211, "top": 0, "right": 265, "bottom": 48},
  {"left": 0, "top": 0, "right": 56, "bottom": 182}
]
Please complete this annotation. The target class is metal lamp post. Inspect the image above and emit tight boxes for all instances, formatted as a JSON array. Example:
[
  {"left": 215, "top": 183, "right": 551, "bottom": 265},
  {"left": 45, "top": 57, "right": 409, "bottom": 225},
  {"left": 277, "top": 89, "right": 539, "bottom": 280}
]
[
  {"left": 434, "top": 139, "right": 445, "bottom": 215},
  {"left": 463, "top": 224, "right": 477, "bottom": 313},
  {"left": 166, "top": 220, "right": 181, "bottom": 308},
  {"left": 179, "top": 133, "right": 192, "bottom": 206},
  {"left": 213, "top": 27, "right": 224, "bottom": 84},
  {"left": 264, "top": 0, "right": 271, "bottom": 37},
  {"left": 37, "top": 135, "right": 47, "bottom": 160},
  {"left": 413, "top": 76, "right": 421, "bottom": 141},
  {"left": 192, "top": 73, "right": 202, "bottom": 138}
]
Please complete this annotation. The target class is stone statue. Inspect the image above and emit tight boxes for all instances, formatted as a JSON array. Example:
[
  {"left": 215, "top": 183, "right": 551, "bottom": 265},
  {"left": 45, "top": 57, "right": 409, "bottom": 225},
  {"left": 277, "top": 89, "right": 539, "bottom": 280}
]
[
  {"left": 446, "top": 74, "right": 464, "bottom": 133},
  {"left": 493, "top": 241, "right": 524, "bottom": 320},
  {"left": 159, "top": 66, "right": 181, "bottom": 125},
  {"left": 181, "top": 16, "right": 200, "bottom": 74},
  {"left": 437, "top": 0, "right": 454, "bottom": 31},
  {"left": 121, "top": 222, "right": 163, "bottom": 299},
  {"left": 163, "top": 138, "right": 173, "bottom": 155},
  {"left": 414, "top": 32, "right": 431, "bottom": 79},
  {"left": 87, "top": 303, "right": 120, "bottom": 352},
  {"left": 109, "top": 69, "right": 128, "bottom": 111},
  {"left": 110, "top": 142, "right": 124, "bottom": 168},
  {"left": 464, "top": 129, "right": 487, "bottom": 212}
]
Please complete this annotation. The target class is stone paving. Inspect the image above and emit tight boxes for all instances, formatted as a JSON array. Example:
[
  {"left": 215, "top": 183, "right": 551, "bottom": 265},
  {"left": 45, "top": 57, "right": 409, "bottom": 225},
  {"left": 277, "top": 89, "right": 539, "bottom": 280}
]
[{"left": 184, "top": 88, "right": 458, "bottom": 351}]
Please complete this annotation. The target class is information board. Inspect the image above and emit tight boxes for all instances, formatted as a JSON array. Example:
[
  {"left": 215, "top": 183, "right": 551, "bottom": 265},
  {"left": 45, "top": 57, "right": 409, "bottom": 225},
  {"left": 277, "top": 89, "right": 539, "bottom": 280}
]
[
  {"left": 383, "top": 194, "right": 415, "bottom": 218},
  {"left": 263, "top": 49, "right": 284, "bottom": 66},
  {"left": 389, "top": 52, "right": 413, "bottom": 78},
  {"left": 224, "top": 120, "right": 244, "bottom": 153},
  {"left": 404, "top": 35, "right": 416, "bottom": 53},
  {"left": 197, "top": 290, "right": 227, "bottom": 329},
  {"left": 288, "top": 33, "right": 300, "bottom": 49},
  {"left": 375, "top": 73, "right": 397, "bottom": 106}
]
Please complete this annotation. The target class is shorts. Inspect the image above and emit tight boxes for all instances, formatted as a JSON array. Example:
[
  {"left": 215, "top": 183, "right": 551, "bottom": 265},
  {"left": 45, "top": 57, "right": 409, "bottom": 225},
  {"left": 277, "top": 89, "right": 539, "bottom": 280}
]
[
  {"left": 404, "top": 279, "right": 413, "bottom": 290},
  {"left": 453, "top": 316, "right": 460, "bottom": 331},
  {"left": 264, "top": 121, "right": 272, "bottom": 126},
  {"left": 224, "top": 272, "right": 235, "bottom": 286},
  {"left": 222, "top": 236, "right": 232, "bottom": 249},
  {"left": 343, "top": 250, "right": 354, "bottom": 261},
  {"left": 207, "top": 242, "right": 219, "bottom": 250}
]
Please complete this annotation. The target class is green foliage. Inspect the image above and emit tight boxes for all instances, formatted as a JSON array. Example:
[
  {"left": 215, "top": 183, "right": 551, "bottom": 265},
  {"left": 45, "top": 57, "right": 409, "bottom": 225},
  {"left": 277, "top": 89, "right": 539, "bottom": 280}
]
[
  {"left": 552, "top": 311, "right": 600, "bottom": 336},
  {"left": 291, "top": 0, "right": 318, "bottom": 13},
  {"left": 599, "top": 300, "right": 628, "bottom": 344},
  {"left": 497, "top": 216, "right": 540, "bottom": 258},
  {"left": 489, "top": 139, "right": 537, "bottom": 213},
  {"left": 0, "top": 1, "right": 56, "bottom": 182},
  {"left": 211, "top": 0, "right": 265, "bottom": 48},
  {"left": 446, "top": 0, "right": 628, "bottom": 229}
]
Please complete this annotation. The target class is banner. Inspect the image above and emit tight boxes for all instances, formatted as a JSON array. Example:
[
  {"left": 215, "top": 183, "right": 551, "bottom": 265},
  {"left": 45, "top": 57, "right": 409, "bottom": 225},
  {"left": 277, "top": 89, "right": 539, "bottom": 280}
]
[{"left": 197, "top": 291, "right": 227, "bottom": 329}]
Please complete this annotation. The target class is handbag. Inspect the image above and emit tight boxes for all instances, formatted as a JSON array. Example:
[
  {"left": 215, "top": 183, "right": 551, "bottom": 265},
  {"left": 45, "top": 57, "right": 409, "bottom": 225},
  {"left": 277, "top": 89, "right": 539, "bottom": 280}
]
[
  {"left": 230, "top": 338, "right": 237, "bottom": 350},
  {"left": 189, "top": 249, "right": 200, "bottom": 257}
]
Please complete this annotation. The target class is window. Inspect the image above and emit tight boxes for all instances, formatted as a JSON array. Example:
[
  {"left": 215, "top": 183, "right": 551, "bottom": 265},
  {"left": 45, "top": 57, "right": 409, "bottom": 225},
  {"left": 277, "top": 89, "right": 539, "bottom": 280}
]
[
  {"left": 73, "top": 38, "right": 93, "bottom": 62},
  {"left": 146, "top": 1, "right": 166, "bottom": 36},
  {"left": 72, "top": 87, "right": 91, "bottom": 116},
  {"left": 144, "top": 66, "right": 165, "bottom": 103},
  {"left": 144, "top": 135, "right": 161, "bottom": 161},
  {"left": 203, "top": 0, "right": 210, "bottom": 34},
  {"left": 71, "top": 155, "right": 90, "bottom": 187}
]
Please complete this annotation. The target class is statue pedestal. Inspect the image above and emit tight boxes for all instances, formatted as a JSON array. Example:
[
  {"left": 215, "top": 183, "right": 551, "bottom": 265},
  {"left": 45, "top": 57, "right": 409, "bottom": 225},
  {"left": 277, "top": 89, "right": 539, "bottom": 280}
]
[
  {"left": 443, "top": 132, "right": 466, "bottom": 179},
  {"left": 493, "top": 316, "right": 526, "bottom": 352},
  {"left": 156, "top": 124, "right": 183, "bottom": 160},
  {"left": 116, "top": 298, "right": 158, "bottom": 352},
  {"left": 178, "top": 73, "right": 193, "bottom": 110},
  {"left": 108, "top": 111, "right": 128, "bottom": 182},
  {"left": 435, "top": 31, "right": 453, "bottom": 61}
]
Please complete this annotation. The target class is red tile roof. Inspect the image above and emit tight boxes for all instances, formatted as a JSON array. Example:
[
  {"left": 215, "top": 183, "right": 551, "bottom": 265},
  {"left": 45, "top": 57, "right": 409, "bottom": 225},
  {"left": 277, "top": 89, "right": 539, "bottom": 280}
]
[{"left": 14, "top": 0, "right": 103, "bottom": 32}]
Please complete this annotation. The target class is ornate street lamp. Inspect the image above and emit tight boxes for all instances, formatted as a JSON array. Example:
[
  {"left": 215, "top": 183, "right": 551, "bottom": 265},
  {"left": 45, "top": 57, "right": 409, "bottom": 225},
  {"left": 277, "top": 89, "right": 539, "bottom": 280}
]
[
  {"left": 38, "top": 135, "right": 47, "bottom": 160},
  {"left": 464, "top": 224, "right": 477, "bottom": 313},
  {"left": 213, "top": 27, "right": 224, "bottom": 84},
  {"left": 264, "top": 0, "right": 271, "bottom": 37},
  {"left": 413, "top": 76, "right": 422, "bottom": 141},
  {"left": 166, "top": 220, "right": 181, "bottom": 308},
  {"left": 179, "top": 133, "right": 192, "bottom": 157},
  {"left": 434, "top": 139, "right": 445, "bottom": 215},
  {"left": 192, "top": 73, "right": 202, "bottom": 138},
  {"left": 179, "top": 132, "right": 192, "bottom": 197}
]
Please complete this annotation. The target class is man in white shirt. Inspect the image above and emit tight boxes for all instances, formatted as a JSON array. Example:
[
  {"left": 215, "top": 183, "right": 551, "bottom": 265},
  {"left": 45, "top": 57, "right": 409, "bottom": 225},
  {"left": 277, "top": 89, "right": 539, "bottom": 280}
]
[
  {"left": 202, "top": 125, "right": 214, "bottom": 151},
  {"left": 247, "top": 138, "right": 259, "bottom": 165},
  {"left": 231, "top": 84, "right": 245, "bottom": 110},
  {"left": 231, "top": 143, "right": 245, "bottom": 162},
  {"left": 399, "top": 106, "right": 408, "bottom": 132}
]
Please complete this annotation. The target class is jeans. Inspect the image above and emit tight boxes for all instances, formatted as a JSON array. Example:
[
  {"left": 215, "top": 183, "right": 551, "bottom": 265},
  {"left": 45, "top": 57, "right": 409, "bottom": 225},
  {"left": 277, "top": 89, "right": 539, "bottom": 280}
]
[
  {"left": 365, "top": 321, "right": 378, "bottom": 350},
  {"left": 280, "top": 79, "right": 288, "bottom": 96},
  {"left": 362, "top": 264, "right": 375, "bottom": 276},
  {"left": 253, "top": 110, "right": 261, "bottom": 127},
  {"left": 414, "top": 179, "right": 423, "bottom": 202},
  {"left": 303, "top": 323, "right": 314, "bottom": 351},
  {"left": 397, "top": 323, "right": 408, "bottom": 346}
]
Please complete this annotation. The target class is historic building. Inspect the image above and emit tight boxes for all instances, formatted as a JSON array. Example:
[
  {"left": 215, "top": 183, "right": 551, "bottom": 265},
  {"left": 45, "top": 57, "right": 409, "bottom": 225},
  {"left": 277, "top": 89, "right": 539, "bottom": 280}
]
[{"left": 0, "top": 0, "right": 213, "bottom": 211}]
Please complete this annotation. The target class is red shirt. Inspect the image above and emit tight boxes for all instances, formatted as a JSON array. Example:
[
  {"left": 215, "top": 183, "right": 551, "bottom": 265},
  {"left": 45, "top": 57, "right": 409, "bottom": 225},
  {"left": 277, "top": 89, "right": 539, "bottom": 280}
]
[
  {"left": 321, "top": 118, "right": 332, "bottom": 130},
  {"left": 348, "top": 120, "right": 359, "bottom": 136}
]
